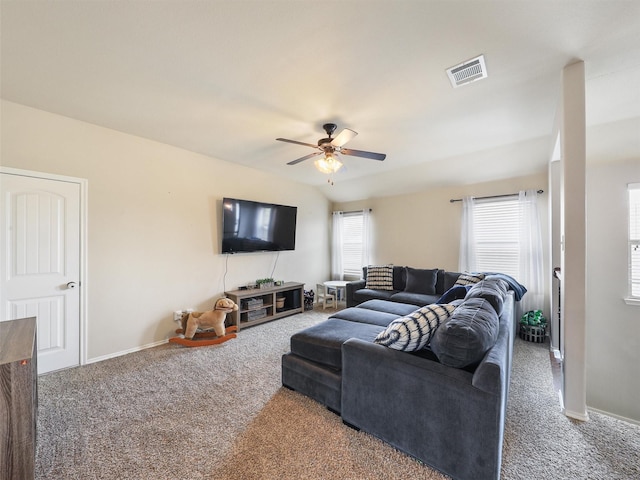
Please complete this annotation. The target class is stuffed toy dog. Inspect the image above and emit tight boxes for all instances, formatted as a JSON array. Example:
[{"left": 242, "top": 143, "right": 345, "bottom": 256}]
[{"left": 180, "top": 297, "right": 238, "bottom": 339}]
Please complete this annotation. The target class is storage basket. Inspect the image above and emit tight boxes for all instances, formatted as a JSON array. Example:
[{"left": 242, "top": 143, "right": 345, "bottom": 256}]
[
  {"left": 243, "top": 298, "right": 263, "bottom": 309},
  {"left": 519, "top": 324, "right": 546, "bottom": 343},
  {"left": 247, "top": 308, "right": 267, "bottom": 321}
]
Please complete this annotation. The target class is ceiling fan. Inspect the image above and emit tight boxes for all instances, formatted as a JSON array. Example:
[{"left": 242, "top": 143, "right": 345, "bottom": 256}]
[{"left": 276, "top": 123, "right": 386, "bottom": 175}]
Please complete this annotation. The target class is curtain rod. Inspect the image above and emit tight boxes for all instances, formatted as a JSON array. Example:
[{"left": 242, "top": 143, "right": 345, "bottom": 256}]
[
  {"left": 337, "top": 209, "right": 372, "bottom": 214},
  {"left": 449, "top": 189, "right": 544, "bottom": 203}
]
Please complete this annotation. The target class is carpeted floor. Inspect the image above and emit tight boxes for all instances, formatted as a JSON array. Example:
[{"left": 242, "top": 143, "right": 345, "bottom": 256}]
[{"left": 36, "top": 309, "right": 640, "bottom": 479}]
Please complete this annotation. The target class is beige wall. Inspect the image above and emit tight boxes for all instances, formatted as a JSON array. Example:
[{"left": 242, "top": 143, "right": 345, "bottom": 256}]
[
  {"left": 1, "top": 100, "right": 331, "bottom": 361},
  {"left": 334, "top": 172, "right": 550, "bottom": 316},
  {"left": 586, "top": 158, "right": 640, "bottom": 422}
]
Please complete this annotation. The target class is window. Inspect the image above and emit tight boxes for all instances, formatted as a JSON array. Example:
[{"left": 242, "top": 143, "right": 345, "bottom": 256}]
[
  {"left": 460, "top": 190, "right": 544, "bottom": 313},
  {"left": 342, "top": 212, "right": 366, "bottom": 278},
  {"left": 471, "top": 198, "right": 521, "bottom": 278},
  {"left": 628, "top": 183, "right": 640, "bottom": 301},
  {"left": 332, "top": 209, "right": 370, "bottom": 280}
]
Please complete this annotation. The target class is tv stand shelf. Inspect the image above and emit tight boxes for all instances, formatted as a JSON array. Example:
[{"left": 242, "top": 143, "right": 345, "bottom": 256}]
[{"left": 225, "top": 282, "right": 304, "bottom": 331}]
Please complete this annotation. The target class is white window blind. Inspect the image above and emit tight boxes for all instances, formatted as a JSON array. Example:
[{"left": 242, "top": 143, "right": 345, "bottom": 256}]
[
  {"left": 629, "top": 183, "right": 640, "bottom": 298},
  {"left": 472, "top": 198, "right": 520, "bottom": 279},
  {"left": 342, "top": 212, "right": 364, "bottom": 278}
]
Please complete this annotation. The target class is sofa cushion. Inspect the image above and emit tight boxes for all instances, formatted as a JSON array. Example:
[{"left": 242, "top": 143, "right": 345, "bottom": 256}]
[
  {"left": 436, "top": 285, "right": 471, "bottom": 304},
  {"left": 354, "top": 288, "right": 397, "bottom": 303},
  {"left": 330, "top": 307, "right": 401, "bottom": 327},
  {"left": 290, "top": 318, "right": 384, "bottom": 369},
  {"left": 390, "top": 291, "right": 440, "bottom": 307},
  {"left": 365, "top": 265, "right": 395, "bottom": 290},
  {"left": 404, "top": 267, "right": 438, "bottom": 295},
  {"left": 465, "top": 277, "right": 509, "bottom": 315},
  {"left": 374, "top": 304, "right": 456, "bottom": 351},
  {"left": 356, "top": 299, "right": 421, "bottom": 317},
  {"left": 430, "top": 298, "right": 499, "bottom": 368},
  {"left": 454, "top": 272, "right": 486, "bottom": 286}
]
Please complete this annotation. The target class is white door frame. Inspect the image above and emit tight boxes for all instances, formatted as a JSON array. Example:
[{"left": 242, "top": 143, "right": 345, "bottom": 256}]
[{"left": 1, "top": 166, "right": 88, "bottom": 367}]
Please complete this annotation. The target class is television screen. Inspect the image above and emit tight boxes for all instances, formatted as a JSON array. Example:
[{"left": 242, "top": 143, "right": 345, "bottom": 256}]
[{"left": 222, "top": 198, "right": 297, "bottom": 254}]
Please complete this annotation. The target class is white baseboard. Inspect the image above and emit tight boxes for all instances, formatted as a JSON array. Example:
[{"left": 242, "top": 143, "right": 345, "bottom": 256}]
[
  {"left": 551, "top": 348, "right": 563, "bottom": 361},
  {"left": 563, "top": 408, "right": 590, "bottom": 422},
  {"left": 557, "top": 389, "right": 565, "bottom": 411},
  {"left": 588, "top": 406, "right": 640, "bottom": 426},
  {"left": 85, "top": 339, "right": 168, "bottom": 365}
]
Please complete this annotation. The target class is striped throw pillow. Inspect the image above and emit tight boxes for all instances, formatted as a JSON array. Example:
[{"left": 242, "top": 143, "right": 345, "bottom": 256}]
[
  {"left": 374, "top": 304, "right": 457, "bottom": 351},
  {"left": 365, "top": 265, "right": 394, "bottom": 291},
  {"left": 454, "top": 272, "right": 486, "bottom": 286}
]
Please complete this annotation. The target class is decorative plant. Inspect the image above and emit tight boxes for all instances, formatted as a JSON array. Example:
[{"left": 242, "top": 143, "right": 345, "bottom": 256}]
[
  {"left": 256, "top": 278, "right": 274, "bottom": 288},
  {"left": 520, "top": 310, "right": 547, "bottom": 328}
]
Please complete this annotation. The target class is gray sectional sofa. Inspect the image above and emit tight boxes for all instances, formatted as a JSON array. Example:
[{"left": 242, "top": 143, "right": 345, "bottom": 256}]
[{"left": 282, "top": 274, "right": 518, "bottom": 480}]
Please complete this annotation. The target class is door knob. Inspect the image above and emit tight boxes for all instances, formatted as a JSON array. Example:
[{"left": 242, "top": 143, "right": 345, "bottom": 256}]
[{"left": 67, "top": 282, "right": 78, "bottom": 289}]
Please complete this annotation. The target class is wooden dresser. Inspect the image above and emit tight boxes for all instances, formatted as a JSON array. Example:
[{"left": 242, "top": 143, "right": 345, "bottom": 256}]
[{"left": 0, "top": 317, "right": 37, "bottom": 480}]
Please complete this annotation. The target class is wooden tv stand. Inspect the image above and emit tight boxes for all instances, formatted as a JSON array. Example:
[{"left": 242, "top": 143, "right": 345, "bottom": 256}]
[{"left": 225, "top": 282, "right": 304, "bottom": 331}]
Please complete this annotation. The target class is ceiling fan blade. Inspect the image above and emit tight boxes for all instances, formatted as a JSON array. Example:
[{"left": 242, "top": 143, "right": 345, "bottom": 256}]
[
  {"left": 340, "top": 148, "right": 386, "bottom": 161},
  {"left": 287, "top": 151, "right": 323, "bottom": 165},
  {"left": 331, "top": 128, "right": 357, "bottom": 147},
  {"left": 276, "top": 137, "right": 320, "bottom": 149}
]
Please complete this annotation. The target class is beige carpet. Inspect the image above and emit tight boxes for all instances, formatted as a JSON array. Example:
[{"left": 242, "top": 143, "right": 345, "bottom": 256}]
[{"left": 36, "top": 308, "right": 640, "bottom": 479}]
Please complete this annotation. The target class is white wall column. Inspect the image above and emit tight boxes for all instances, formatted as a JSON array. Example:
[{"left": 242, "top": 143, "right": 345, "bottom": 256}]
[
  {"left": 548, "top": 158, "right": 561, "bottom": 353},
  {"left": 560, "top": 61, "right": 588, "bottom": 421}
]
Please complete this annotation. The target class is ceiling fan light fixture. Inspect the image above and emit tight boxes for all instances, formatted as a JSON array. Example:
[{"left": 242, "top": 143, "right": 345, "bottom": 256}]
[
  {"left": 278, "top": 123, "right": 385, "bottom": 170},
  {"left": 314, "top": 153, "right": 343, "bottom": 174}
]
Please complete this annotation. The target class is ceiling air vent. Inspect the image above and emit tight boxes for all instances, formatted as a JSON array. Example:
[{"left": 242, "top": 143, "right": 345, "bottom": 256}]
[{"left": 446, "top": 54, "right": 487, "bottom": 88}]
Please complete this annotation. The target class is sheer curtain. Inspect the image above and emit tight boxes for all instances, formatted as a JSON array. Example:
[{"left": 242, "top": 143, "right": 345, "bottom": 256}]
[
  {"left": 361, "top": 209, "right": 371, "bottom": 268},
  {"left": 518, "top": 189, "right": 544, "bottom": 313},
  {"left": 458, "top": 197, "right": 477, "bottom": 272},
  {"left": 331, "top": 211, "right": 344, "bottom": 280}
]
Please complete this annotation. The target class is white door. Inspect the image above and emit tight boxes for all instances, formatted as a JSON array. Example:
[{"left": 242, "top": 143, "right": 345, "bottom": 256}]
[{"left": 1, "top": 172, "right": 81, "bottom": 373}]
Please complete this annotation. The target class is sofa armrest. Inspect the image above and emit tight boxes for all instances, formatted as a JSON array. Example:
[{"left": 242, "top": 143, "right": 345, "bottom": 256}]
[
  {"left": 473, "top": 292, "right": 515, "bottom": 396},
  {"left": 342, "top": 338, "right": 477, "bottom": 398},
  {"left": 472, "top": 320, "right": 510, "bottom": 395},
  {"left": 346, "top": 279, "right": 366, "bottom": 307},
  {"left": 341, "top": 339, "right": 504, "bottom": 480}
]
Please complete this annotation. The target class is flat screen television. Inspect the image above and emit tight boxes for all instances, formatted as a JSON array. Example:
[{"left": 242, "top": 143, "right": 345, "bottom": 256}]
[{"left": 221, "top": 197, "right": 297, "bottom": 254}]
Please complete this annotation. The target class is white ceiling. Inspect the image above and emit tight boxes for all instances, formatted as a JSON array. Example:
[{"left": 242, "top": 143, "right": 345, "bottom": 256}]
[{"left": 2, "top": 1, "right": 639, "bottom": 202}]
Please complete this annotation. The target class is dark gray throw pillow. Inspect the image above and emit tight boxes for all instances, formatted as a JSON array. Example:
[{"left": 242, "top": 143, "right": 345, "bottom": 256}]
[
  {"left": 430, "top": 298, "right": 500, "bottom": 368},
  {"left": 465, "top": 277, "right": 509, "bottom": 315},
  {"left": 443, "top": 271, "right": 462, "bottom": 291},
  {"left": 404, "top": 267, "right": 438, "bottom": 295}
]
